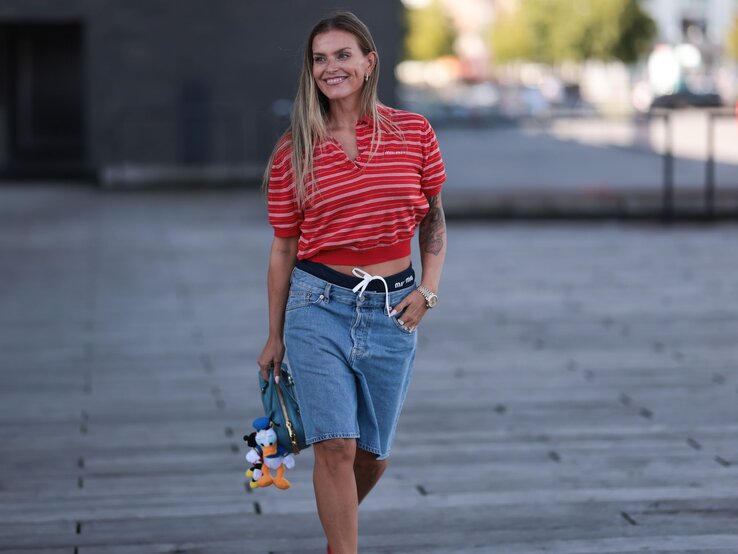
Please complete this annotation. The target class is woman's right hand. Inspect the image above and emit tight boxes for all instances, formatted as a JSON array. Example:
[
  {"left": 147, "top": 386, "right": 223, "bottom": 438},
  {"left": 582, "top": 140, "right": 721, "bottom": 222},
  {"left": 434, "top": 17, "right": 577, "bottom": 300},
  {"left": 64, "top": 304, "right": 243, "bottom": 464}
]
[{"left": 257, "top": 335, "right": 285, "bottom": 383}]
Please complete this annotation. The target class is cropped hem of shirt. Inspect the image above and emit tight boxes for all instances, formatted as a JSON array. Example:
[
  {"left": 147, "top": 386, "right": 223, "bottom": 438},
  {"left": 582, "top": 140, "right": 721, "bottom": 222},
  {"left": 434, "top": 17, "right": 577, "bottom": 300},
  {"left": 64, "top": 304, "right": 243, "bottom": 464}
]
[
  {"left": 267, "top": 105, "right": 446, "bottom": 262},
  {"left": 306, "top": 239, "right": 411, "bottom": 265},
  {"left": 273, "top": 227, "right": 300, "bottom": 238}
]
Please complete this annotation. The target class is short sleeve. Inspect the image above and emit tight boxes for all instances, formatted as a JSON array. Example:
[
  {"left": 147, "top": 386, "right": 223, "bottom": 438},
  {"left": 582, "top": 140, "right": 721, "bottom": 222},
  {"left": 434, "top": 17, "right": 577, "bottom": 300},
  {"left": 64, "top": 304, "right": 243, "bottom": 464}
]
[
  {"left": 267, "top": 141, "right": 302, "bottom": 238},
  {"left": 419, "top": 118, "right": 446, "bottom": 196}
]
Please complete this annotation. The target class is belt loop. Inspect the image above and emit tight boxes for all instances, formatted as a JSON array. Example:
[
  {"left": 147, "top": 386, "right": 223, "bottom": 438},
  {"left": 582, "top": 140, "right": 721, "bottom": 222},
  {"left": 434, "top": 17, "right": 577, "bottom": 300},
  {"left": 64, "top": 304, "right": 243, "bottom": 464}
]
[{"left": 322, "top": 283, "right": 331, "bottom": 302}]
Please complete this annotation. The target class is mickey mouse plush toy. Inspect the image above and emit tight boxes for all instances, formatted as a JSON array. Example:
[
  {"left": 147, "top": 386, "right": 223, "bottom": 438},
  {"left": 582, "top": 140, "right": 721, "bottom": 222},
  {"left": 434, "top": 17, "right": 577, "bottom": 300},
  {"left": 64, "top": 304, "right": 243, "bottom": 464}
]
[
  {"left": 243, "top": 417, "right": 295, "bottom": 490},
  {"left": 243, "top": 429, "right": 263, "bottom": 489}
]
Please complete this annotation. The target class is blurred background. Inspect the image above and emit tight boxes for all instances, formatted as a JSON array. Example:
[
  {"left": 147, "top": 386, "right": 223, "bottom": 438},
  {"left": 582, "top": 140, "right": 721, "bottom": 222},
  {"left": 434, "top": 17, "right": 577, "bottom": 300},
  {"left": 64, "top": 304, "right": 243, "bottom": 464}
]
[
  {"left": 0, "top": 0, "right": 737, "bottom": 217},
  {"left": 398, "top": 0, "right": 736, "bottom": 119}
]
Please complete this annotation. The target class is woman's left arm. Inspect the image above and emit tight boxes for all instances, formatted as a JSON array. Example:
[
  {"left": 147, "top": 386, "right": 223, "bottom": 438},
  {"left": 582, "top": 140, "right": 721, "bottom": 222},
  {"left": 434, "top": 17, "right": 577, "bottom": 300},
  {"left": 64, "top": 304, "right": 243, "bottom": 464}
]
[
  {"left": 417, "top": 192, "right": 447, "bottom": 292},
  {"left": 390, "top": 193, "right": 447, "bottom": 330}
]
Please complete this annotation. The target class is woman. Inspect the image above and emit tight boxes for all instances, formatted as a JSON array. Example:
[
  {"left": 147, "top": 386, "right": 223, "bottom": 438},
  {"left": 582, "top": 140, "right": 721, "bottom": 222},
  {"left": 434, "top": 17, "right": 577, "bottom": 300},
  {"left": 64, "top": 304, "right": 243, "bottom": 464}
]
[{"left": 257, "top": 11, "right": 446, "bottom": 554}]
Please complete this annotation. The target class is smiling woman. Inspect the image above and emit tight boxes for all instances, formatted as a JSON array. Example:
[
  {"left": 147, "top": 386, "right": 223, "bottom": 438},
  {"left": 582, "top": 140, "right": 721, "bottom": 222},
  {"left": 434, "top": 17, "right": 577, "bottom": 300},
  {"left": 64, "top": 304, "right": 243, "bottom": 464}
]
[{"left": 258, "top": 12, "right": 447, "bottom": 554}]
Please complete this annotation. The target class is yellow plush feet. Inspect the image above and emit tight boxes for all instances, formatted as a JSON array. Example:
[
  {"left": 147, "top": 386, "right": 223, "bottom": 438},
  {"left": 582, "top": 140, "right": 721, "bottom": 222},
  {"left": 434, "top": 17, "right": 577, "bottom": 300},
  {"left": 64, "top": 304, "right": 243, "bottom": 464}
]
[{"left": 246, "top": 467, "right": 264, "bottom": 488}]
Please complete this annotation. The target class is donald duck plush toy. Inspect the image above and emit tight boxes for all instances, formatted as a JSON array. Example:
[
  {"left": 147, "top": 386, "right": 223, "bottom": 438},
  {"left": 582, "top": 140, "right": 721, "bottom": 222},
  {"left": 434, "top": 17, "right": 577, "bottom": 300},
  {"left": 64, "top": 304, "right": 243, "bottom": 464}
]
[{"left": 244, "top": 417, "right": 295, "bottom": 490}]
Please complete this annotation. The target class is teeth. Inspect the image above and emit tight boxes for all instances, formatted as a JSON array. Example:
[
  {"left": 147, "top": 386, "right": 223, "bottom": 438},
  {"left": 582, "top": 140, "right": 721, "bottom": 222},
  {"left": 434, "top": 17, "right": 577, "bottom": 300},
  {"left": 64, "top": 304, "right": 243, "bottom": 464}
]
[{"left": 326, "top": 77, "right": 347, "bottom": 85}]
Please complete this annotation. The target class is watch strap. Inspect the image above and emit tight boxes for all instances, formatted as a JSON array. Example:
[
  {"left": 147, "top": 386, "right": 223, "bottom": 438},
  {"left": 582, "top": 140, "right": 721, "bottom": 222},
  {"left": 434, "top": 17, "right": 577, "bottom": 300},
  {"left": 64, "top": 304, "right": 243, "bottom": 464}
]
[{"left": 416, "top": 285, "right": 438, "bottom": 307}]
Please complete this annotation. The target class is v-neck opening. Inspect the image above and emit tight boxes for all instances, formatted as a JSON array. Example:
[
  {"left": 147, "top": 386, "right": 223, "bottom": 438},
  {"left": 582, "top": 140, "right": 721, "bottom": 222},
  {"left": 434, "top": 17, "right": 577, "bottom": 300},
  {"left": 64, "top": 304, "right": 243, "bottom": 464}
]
[
  {"left": 327, "top": 135, "right": 366, "bottom": 169},
  {"left": 325, "top": 116, "right": 374, "bottom": 169}
]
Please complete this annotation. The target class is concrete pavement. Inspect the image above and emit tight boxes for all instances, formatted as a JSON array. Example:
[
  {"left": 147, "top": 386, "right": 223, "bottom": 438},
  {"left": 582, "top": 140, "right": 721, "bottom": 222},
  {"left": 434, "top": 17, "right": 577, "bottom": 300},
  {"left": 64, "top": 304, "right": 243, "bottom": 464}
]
[{"left": 1, "top": 184, "right": 737, "bottom": 553}]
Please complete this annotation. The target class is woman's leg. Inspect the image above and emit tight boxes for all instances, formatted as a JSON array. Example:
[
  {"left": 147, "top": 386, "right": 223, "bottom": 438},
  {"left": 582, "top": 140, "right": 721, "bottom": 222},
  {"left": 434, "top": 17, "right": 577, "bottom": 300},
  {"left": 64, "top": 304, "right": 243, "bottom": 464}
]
[
  {"left": 313, "top": 438, "right": 359, "bottom": 554},
  {"left": 354, "top": 448, "right": 387, "bottom": 504}
]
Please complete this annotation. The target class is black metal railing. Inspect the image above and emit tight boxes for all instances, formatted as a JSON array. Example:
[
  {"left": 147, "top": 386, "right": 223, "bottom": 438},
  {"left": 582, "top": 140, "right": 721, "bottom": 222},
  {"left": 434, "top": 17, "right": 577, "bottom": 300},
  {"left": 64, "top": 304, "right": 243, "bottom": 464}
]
[{"left": 651, "top": 106, "right": 738, "bottom": 221}]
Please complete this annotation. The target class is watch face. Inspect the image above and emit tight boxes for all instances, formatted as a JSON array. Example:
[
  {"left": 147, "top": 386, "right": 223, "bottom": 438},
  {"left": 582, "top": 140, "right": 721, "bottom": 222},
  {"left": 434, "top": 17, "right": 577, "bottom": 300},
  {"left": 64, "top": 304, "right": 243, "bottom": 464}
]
[{"left": 427, "top": 294, "right": 438, "bottom": 308}]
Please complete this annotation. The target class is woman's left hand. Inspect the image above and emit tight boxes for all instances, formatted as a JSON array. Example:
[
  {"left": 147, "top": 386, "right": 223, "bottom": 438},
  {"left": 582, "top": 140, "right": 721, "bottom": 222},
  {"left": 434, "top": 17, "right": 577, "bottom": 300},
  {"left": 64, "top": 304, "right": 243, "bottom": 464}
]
[{"left": 390, "top": 289, "right": 428, "bottom": 332}]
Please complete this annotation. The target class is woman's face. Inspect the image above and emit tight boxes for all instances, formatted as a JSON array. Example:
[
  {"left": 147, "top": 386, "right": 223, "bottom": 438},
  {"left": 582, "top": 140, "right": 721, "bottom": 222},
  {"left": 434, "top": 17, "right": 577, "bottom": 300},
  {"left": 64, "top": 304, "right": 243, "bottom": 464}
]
[{"left": 311, "top": 30, "right": 375, "bottom": 104}]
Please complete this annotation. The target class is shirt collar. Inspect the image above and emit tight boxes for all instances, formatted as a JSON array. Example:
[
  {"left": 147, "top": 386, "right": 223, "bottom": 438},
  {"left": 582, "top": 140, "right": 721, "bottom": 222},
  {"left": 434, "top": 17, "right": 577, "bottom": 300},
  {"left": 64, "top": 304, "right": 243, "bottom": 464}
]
[{"left": 357, "top": 104, "right": 389, "bottom": 126}]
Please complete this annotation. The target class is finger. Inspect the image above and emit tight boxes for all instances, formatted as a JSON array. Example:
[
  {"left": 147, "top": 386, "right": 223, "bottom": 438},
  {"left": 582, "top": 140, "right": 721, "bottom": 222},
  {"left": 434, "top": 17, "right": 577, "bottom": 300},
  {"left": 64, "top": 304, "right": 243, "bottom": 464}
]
[
  {"left": 272, "top": 360, "right": 282, "bottom": 384},
  {"left": 397, "top": 300, "right": 418, "bottom": 320},
  {"left": 390, "top": 295, "right": 414, "bottom": 317},
  {"left": 401, "top": 305, "right": 426, "bottom": 329},
  {"left": 398, "top": 313, "right": 418, "bottom": 330},
  {"left": 394, "top": 290, "right": 420, "bottom": 314},
  {"left": 258, "top": 362, "right": 270, "bottom": 381}
]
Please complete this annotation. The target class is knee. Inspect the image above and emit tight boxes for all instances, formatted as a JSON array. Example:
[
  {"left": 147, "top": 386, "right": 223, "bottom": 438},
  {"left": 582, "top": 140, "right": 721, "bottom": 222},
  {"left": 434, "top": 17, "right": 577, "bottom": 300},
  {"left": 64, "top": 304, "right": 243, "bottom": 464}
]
[
  {"left": 354, "top": 451, "right": 388, "bottom": 477},
  {"left": 314, "top": 438, "right": 356, "bottom": 468}
]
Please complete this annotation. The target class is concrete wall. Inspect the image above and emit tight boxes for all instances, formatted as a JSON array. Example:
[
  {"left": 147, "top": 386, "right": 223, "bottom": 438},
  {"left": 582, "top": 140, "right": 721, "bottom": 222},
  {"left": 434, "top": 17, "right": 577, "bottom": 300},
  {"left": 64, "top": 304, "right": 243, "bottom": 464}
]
[{"left": 0, "top": 1, "right": 402, "bottom": 183}]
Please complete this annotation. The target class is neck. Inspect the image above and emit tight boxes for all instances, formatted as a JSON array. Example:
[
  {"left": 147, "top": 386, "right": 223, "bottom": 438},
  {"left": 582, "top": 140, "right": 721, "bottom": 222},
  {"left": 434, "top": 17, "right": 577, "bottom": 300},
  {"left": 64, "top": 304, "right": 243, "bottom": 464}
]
[{"left": 328, "top": 96, "right": 363, "bottom": 129}]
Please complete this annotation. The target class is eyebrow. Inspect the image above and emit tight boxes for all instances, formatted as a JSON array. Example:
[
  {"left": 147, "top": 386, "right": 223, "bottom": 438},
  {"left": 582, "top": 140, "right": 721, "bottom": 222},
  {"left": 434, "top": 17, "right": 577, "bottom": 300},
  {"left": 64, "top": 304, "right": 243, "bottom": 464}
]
[{"left": 312, "top": 47, "right": 353, "bottom": 56}]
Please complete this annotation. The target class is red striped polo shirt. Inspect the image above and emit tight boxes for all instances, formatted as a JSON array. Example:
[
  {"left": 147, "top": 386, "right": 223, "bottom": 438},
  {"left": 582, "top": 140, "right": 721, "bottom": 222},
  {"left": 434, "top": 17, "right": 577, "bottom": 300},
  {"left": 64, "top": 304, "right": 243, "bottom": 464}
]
[{"left": 267, "top": 106, "right": 446, "bottom": 265}]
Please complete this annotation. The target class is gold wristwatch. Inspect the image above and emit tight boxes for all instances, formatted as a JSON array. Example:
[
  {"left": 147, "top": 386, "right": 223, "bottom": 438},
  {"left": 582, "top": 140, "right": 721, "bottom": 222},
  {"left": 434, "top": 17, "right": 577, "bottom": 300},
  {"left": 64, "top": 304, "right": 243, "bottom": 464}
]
[{"left": 416, "top": 285, "right": 438, "bottom": 308}]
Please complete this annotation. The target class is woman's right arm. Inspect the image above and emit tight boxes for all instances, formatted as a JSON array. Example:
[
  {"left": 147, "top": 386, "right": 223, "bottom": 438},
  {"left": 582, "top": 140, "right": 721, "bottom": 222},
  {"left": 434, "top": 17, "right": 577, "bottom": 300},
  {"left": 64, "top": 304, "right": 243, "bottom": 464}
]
[{"left": 257, "top": 235, "right": 299, "bottom": 382}]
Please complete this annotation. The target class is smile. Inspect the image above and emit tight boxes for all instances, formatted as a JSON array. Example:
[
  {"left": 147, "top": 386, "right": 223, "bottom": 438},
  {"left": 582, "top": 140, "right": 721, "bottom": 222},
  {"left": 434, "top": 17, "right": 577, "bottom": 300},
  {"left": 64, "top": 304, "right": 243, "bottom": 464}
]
[{"left": 325, "top": 76, "right": 348, "bottom": 85}]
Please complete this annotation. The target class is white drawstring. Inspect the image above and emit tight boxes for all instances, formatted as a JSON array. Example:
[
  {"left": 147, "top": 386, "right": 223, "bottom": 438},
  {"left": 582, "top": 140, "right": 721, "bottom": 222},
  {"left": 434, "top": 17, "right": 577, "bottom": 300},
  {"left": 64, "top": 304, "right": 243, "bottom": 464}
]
[{"left": 351, "top": 268, "right": 392, "bottom": 316}]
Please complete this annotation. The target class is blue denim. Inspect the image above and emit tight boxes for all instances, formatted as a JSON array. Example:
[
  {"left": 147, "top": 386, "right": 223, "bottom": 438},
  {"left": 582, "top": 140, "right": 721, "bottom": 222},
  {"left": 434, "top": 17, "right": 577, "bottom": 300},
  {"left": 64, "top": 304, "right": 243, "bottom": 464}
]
[{"left": 284, "top": 266, "right": 418, "bottom": 460}]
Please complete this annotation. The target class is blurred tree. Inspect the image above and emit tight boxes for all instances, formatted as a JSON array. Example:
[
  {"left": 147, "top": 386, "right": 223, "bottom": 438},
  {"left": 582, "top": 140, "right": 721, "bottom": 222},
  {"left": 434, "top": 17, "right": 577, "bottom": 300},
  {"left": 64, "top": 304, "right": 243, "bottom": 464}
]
[
  {"left": 403, "top": 0, "right": 456, "bottom": 61},
  {"left": 591, "top": 0, "right": 657, "bottom": 63},
  {"left": 489, "top": 0, "right": 656, "bottom": 65},
  {"left": 487, "top": 1, "right": 537, "bottom": 62},
  {"left": 727, "top": 14, "right": 738, "bottom": 60}
]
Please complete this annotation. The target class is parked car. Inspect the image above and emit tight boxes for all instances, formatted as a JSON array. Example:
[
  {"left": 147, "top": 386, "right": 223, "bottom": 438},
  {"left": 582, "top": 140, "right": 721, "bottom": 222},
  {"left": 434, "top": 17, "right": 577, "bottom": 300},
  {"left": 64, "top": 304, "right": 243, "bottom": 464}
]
[{"left": 649, "top": 89, "right": 722, "bottom": 110}]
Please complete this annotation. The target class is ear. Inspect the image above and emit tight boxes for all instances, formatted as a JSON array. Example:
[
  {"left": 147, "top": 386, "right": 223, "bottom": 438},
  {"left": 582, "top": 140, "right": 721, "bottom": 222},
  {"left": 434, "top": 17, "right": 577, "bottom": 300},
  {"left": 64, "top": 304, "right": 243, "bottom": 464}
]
[{"left": 366, "top": 51, "right": 377, "bottom": 75}]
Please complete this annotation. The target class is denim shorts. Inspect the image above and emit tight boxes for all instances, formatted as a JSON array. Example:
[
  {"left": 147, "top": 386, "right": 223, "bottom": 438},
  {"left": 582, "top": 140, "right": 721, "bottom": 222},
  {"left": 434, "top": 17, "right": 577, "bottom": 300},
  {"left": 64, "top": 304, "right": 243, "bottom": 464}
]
[{"left": 283, "top": 265, "right": 418, "bottom": 460}]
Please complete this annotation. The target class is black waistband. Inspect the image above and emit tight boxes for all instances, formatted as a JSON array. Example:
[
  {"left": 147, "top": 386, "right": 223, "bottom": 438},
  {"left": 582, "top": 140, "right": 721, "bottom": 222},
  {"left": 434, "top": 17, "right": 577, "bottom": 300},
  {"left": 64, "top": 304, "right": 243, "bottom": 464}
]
[{"left": 296, "top": 259, "right": 416, "bottom": 292}]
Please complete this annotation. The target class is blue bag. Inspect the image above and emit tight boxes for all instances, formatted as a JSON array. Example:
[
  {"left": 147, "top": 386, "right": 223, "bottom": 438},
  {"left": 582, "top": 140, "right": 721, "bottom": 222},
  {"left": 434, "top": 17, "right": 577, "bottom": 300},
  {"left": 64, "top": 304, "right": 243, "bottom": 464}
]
[{"left": 258, "top": 364, "right": 308, "bottom": 454}]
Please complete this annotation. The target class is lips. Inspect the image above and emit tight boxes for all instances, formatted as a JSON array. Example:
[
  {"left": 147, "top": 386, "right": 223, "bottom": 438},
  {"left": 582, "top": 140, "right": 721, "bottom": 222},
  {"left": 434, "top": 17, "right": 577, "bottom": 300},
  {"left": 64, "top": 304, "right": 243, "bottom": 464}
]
[{"left": 325, "top": 76, "right": 348, "bottom": 86}]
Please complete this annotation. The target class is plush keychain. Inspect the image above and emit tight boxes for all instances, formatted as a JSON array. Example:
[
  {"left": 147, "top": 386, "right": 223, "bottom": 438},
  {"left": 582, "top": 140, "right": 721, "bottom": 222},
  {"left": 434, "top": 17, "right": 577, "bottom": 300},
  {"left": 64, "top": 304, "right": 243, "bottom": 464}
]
[
  {"left": 244, "top": 416, "right": 295, "bottom": 490},
  {"left": 243, "top": 430, "right": 263, "bottom": 489}
]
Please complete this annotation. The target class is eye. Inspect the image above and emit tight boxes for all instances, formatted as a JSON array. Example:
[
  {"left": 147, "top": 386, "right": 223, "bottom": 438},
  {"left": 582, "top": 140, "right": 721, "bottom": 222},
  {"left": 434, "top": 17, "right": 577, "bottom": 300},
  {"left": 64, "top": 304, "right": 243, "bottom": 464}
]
[
  {"left": 338, "top": 52, "right": 350, "bottom": 60},
  {"left": 313, "top": 55, "right": 325, "bottom": 64}
]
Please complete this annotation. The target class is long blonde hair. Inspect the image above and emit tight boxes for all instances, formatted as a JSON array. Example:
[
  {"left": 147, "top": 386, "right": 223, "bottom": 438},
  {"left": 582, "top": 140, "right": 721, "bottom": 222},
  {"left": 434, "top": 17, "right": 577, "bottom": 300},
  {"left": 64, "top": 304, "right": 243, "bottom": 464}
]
[{"left": 263, "top": 12, "right": 400, "bottom": 209}]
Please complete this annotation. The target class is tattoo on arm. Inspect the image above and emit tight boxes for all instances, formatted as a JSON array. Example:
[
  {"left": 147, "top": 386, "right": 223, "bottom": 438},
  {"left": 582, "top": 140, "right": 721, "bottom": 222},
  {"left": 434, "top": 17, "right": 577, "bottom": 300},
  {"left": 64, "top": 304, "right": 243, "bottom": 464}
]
[{"left": 419, "top": 195, "right": 446, "bottom": 255}]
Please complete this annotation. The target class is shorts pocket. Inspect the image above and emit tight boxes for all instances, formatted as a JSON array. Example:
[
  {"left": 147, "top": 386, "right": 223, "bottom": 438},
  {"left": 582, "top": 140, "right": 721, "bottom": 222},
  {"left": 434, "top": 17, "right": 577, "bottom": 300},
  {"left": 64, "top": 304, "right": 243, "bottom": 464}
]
[
  {"left": 390, "top": 310, "right": 417, "bottom": 335},
  {"left": 285, "top": 289, "right": 324, "bottom": 312}
]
